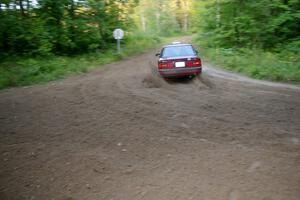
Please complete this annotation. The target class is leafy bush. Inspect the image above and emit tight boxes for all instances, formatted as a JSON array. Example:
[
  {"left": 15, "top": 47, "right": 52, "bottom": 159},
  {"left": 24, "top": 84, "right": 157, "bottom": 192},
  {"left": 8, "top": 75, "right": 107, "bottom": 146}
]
[
  {"left": 195, "top": 36, "right": 300, "bottom": 84},
  {"left": 123, "top": 32, "right": 161, "bottom": 54},
  {"left": 0, "top": 33, "right": 162, "bottom": 90}
]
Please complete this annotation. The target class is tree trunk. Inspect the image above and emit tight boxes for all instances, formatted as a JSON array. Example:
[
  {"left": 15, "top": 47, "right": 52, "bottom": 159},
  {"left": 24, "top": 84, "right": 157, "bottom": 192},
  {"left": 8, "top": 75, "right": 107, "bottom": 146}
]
[
  {"left": 18, "top": 0, "right": 26, "bottom": 16},
  {"left": 68, "top": 0, "right": 76, "bottom": 49},
  {"left": 183, "top": 13, "right": 188, "bottom": 32},
  {"left": 156, "top": 12, "right": 160, "bottom": 33},
  {"left": 26, "top": 0, "right": 30, "bottom": 11},
  {"left": 13, "top": 1, "right": 17, "bottom": 10},
  {"left": 5, "top": 3, "right": 9, "bottom": 10},
  {"left": 141, "top": 13, "right": 146, "bottom": 32},
  {"left": 216, "top": 0, "right": 221, "bottom": 28},
  {"left": 183, "top": 0, "right": 189, "bottom": 32}
]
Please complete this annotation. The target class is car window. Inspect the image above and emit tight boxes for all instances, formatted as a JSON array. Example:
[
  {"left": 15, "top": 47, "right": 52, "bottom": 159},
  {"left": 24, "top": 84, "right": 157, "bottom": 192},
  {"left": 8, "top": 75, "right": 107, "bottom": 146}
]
[{"left": 161, "top": 45, "right": 196, "bottom": 58}]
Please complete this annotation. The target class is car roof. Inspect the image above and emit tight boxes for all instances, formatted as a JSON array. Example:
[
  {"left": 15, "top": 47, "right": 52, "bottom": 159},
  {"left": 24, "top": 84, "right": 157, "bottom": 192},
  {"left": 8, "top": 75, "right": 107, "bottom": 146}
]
[{"left": 163, "top": 43, "right": 192, "bottom": 48}]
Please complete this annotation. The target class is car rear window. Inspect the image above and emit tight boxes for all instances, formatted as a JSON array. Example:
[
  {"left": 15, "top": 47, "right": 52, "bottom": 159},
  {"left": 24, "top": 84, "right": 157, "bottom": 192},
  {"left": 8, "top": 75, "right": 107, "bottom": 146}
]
[{"left": 161, "top": 45, "right": 196, "bottom": 58}]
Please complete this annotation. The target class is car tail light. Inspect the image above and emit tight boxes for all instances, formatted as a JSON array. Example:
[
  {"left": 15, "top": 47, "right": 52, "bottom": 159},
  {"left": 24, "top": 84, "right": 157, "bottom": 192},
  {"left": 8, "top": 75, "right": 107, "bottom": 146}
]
[
  {"left": 186, "top": 58, "right": 201, "bottom": 67},
  {"left": 158, "top": 60, "right": 173, "bottom": 69}
]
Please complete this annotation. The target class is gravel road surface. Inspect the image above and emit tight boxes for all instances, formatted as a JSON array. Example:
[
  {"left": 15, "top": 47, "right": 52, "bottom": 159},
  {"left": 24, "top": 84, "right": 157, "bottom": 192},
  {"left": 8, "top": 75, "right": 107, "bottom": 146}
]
[{"left": 1, "top": 41, "right": 300, "bottom": 200}]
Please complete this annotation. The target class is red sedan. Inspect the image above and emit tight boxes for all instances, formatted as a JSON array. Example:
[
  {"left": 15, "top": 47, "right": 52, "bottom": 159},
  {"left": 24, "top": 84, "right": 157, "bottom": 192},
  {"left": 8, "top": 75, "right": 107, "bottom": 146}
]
[{"left": 156, "top": 43, "right": 202, "bottom": 78}]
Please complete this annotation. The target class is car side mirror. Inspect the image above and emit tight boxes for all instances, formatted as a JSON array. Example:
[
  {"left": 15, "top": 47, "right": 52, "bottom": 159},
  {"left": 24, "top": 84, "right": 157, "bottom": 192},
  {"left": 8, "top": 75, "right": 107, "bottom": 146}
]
[
  {"left": 195, "top": 50, "right": 199, "bottom": 54},
  {"left": 155, "top": 53, "right": 160, "bottom": 57}
]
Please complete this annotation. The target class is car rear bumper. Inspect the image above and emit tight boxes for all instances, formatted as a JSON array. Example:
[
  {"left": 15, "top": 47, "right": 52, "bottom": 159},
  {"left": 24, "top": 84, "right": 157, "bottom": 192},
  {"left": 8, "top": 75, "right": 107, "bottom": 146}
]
[{"left": 158, "top": 67, "right": 202, "bottom": 77}]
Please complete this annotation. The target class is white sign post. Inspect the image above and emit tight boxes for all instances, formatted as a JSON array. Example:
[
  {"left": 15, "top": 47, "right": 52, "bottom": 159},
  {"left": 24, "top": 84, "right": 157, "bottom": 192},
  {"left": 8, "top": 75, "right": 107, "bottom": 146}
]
[{"left": 113, "top": 28, "right": 124, "bottom": 54}]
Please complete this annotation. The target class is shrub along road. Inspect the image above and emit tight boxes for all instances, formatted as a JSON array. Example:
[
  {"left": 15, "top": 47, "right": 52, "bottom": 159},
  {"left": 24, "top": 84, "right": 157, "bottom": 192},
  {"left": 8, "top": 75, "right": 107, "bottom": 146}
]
[{"left": 0, "top": 41, "right": 300, "bottom": 200}]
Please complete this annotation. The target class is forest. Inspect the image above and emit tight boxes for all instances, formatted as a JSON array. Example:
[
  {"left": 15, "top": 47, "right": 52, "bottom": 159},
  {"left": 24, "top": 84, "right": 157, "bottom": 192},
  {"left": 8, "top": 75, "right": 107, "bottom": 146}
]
[{"left": 0, "top": 0, "right": 299, "bottom": 89}]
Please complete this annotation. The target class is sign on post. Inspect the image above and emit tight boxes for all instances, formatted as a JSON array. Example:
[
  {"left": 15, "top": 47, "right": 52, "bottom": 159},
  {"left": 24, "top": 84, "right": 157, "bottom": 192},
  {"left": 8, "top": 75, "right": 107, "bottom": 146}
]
[{"left": 113, "top": 28, "right": 124, "bottom": 54}]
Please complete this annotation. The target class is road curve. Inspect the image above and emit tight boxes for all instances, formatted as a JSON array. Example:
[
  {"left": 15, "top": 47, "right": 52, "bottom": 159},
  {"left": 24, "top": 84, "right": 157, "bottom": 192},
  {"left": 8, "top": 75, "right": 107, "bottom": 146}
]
[{"left": 204, "top": 62, "right": 300, "bottom": 90}]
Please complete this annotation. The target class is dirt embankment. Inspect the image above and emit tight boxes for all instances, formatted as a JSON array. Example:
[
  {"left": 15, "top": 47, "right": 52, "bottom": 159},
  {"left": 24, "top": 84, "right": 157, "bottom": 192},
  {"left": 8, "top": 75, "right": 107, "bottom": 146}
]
[{"left": 1, "top": 43, "right": 300, "bottom": 200}]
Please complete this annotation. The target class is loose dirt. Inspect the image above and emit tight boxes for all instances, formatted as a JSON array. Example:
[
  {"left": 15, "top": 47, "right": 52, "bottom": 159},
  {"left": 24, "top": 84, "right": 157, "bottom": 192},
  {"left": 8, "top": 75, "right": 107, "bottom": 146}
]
[{"left": 1, "top": 40, "right": 300, "bottom": 200}]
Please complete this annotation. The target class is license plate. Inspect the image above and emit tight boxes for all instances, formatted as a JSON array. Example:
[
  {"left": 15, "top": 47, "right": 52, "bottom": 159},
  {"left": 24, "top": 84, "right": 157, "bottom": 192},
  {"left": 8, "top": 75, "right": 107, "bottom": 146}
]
[{"left": 175, "top": 62, "right": 185, "bottom": 68}]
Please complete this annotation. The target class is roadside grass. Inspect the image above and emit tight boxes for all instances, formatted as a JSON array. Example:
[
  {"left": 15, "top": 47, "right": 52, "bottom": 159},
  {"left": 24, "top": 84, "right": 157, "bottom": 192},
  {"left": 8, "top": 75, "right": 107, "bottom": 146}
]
[
  {"left": 0, "top": 50, "right": 119, "bottom": 89},
  {"left": 194, "top": 39, "right": 300, "bottom": 84},
  {"left": 0, "top": 33, "right": 162, "bottom": 90}
]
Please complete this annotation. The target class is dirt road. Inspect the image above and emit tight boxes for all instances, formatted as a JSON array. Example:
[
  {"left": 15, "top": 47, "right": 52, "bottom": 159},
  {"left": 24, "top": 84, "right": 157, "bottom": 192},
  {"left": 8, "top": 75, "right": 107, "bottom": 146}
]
[{"left": 1, "top": 43, "right": 300, "bottom": 200}]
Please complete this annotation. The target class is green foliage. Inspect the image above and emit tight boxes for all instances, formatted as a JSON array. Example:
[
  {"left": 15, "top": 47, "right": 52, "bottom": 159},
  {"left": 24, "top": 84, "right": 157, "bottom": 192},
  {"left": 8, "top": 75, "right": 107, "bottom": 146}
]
[
  {"left": 195, "top": 36, "right": 300, "bottom": 83},
  {"left": 0, "top": 0, "right": 194, "bottom": 58},
  {"left": 0, "top": 0, "right": 169, "bottom": 89},
  {"left": 1, "top": 0, "right": 299, "bottom": 88},
  {"left": 123, "top": 32, "right": 161, "bottom": 54},
  {"left": 0, "top": 53, "right": 112, "bottom": 89},
  {"left": 0, "top": 0, "right": 139, "bottom": 57},
  {"left": 0, "top": 32, "right": 162, "bottom": 90},
  {"left": 134, "top": 0, "right": 193, "bottom": 36},
  {"left": 193, "top": 0, "right": 300, "bottom": 83},
  {"left": 198, "top": 0, "right": 300, "bottom": 50}
]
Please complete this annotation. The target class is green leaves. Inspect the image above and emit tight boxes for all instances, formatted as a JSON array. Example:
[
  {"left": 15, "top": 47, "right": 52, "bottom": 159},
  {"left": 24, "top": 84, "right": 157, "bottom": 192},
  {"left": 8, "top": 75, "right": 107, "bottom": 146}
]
[
  {"left": 193, "top": 0, "right": 300, "bottom": 83},
  {"left": 198, "top": 0, "right": 299, "bottom": 50},
  {"left": 0, "top": 0, "right": 139, "bottom": 57}
]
